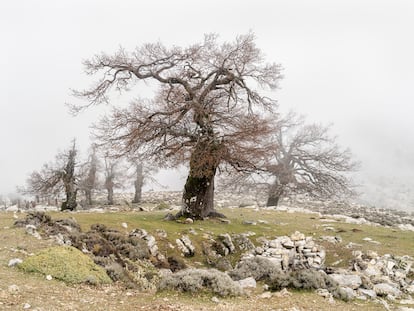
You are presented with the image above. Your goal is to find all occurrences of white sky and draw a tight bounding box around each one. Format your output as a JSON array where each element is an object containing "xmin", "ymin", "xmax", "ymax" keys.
[{"xmin": 1, "ymin": 0, "xmax": 414, "ymax": 209}]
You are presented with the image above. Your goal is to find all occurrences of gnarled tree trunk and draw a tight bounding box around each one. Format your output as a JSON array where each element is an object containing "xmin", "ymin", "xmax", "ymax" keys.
[
  {"xmin": 179, "ymin": 139, "xmax": 224, "ymax": 219},
  {"xmin": 266, "ymin": 181, "xmax": 285, "ymax": 207},
  {"xmin": 62, "ymin": 187, "xmax": 77, "ymax": 211},
  {"xmin": 61, "ymin": 144, "xmax": 78, "ymax": 211}
]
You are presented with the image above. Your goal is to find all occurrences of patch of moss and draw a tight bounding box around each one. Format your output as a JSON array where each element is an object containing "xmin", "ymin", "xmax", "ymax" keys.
[{"xmin": 18, "ymin": 246, "xmax": 112, "ymax": 285}]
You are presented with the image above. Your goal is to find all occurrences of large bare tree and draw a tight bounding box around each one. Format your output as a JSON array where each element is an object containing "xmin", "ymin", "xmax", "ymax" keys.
[
  {"xmin": 24, "ymin": 140, "xmax": 79, "ymax": 210},
  {"xmin": 74, "ymin": 33, "xmax": 282, "ymax": 219},
  {"xmin": 264, "ymin": 113, "xmax": 358, "ymax": 206}
]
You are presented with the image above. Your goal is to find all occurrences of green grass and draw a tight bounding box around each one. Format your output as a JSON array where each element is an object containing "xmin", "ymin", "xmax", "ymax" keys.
[
  {"xmin": 1, "ymin": 207, "xmax": 409, "ymax": 310},
  {"xmin": 46, "ymin": 207, "xmax": 414, "ymax": 270}
]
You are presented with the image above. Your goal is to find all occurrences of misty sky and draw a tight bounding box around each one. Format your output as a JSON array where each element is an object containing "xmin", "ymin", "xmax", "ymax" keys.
[{"xmin": 1, "ymin": 1, "xmax": 414, "ymax": 210}]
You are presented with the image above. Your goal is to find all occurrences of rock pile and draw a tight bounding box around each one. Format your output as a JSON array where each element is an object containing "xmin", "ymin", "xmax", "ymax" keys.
[
  {"xmin": 249, "ymin": 231, "xmax": 326, "ymax": 270},
  {"xmin": 349, "ymin": 251, "xmax": 414, "ymax": 299}
]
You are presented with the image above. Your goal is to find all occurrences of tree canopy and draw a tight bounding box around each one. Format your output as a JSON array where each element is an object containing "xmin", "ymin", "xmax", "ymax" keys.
[{"xmin": 74, "ymin": 33, "xmax": 283, "ymax": 218}]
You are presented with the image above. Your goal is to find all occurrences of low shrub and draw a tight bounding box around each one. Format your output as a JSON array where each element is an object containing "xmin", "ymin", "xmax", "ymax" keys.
[
  {"xmin": 229, "ymin": 257, "xmax": 281, "ymax": 281},
  {"xmin": 18, "ymin": 246, "xmax": 112, "ymax": 285},
  {"xmin": 159, "ymin": 268, "xmax": 243, "ymax": 297},
  {"xmin": 269, "ymin": 269, "xmax": 349, "ymax": 301}
]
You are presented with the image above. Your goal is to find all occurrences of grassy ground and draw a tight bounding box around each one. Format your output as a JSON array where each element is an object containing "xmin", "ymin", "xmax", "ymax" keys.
[{"xmin": 1, "ymin": 207, "xmax": 413, "ymax": 310}]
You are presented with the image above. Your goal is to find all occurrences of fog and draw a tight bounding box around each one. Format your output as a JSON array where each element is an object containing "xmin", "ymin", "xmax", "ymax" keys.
[{"xmin": 1, "ymin": 0, "xmax": 414, "ymax": 210}]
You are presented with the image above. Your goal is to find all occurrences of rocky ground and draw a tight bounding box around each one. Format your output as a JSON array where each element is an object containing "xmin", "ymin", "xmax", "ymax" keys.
[{"xmin": 1, "ymin": 191, "xmax": 414, "ymax": 310}]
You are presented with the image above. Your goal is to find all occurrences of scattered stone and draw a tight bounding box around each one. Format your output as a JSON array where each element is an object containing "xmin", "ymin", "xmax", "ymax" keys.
[
  {"xmin": 163, "ymin": 213, "xmax": 176, "ymax": 221},
  {"xmin": 358, "ymin": 288, "xmax": 376, "ymax": 299},
  {"xmin": 398, "ymin": 224, "xmax": 414, "ymax": 231},
  {"xmin": 259, "ymin": 291, "xmax": 272, "ymax": 299},
  {"xmin": 219, "ymin": 218, "xmax": 231, "ymax": 224},
  {"xmin": 218, "ymin": 233, "xmax": 235, "ymax": 254},
  {"xmin": 156, "ymin": 229, "xmax": 167, "ymax": 238},
  {"xmin": 290, "ymin": 231, "xmax": 305, "ymax": 241},
  {"xmin": 23, "ymin": 303, "xmax": 31, "ymax": 309},
  {"xmin": 184, "ymin": 218, "xmax": 194, "ymax": 224},
  {"xmin": 331, "ymin": 259, "xmax": 343, "ymax": 266},
  {"xmin": 345, "ymin": 242, "xmax": 362, "ymax": 248},
  {"xmin": 242, "ymin": 220, "xmax": 256, "ymax": 225},
  {"xmin": 238, "ymin": 277, "xmax": 256, "ymax": 289},
  {"xmin": 130, "ymin": 228, "xmax": 159, "ymax": 256},
  {"xmin": 211, "ymin": 296, "xmax": 220, "ymax": 303},
  {"xmin": 330, "ymin": 274, "xmax": 362, "ymax": 289},
  {"xmin": 176, "ymin": 235, "xmax": 195, "ymax": 257},
  {"xmin": 232, "ymin": 234, "xmax": 255, "ymax": 251},
  {"xmin": 121, "ymin": 222, "xmax": 128, "ymax": 229},
  {"xmin": 275, "ymin": 288, "xmax": 292, "ymax": 297},
  {"xmin": 340, "ymin": 286, "xmax": 356, "ymax": 300},
  {"xmin": 320, "ymin": 235, "xmax": 342, "ymax": 244},
  {"xmin": 8, "ymin": 284, "xmax": 20, "ymax": 294},
  {"xmin": 188, "ymin": 228, "xmax": 197, "ymax": 235},
  {"xmin": 6, "ymin": 205, "xmax": 18, "ymax": 212},
  {"xmin": 25, "ymin": 224, "xmax": 41, "ymax": 239},
  {"xmin": 374, "ymin": 283, "xmax": 402, "ymax": 297},
  {"xmin": 8, "ymin": 258, "xmax": 23, "ymax": 267},
  {"xmin": 316, "ymin": 288, "xmax": 332, "ymax": 299},
  {"xmin": 46, "ymin": 275, "xmax": 52, "ymax": 281}
]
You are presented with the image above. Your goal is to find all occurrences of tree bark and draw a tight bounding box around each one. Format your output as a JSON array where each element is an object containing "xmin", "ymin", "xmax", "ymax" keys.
[
  {"xmin": 178, "ymin": 140, "xmax": 224, "ymax": 219},
  {"xmin": 266, "ymin": 181, "xmax": 284, "ymax": 207},
  {"xmin": 61, "ymin": 186, "xmax": 77, "ymax": 211},
  {"xmin": 61, "ymin": 144, "xmax": 78, "ymax": 211},
  {"xmin": 85, "ymin": 190, "xmax": 92, "ymax": 206},
  {"xmin": 132, "ymin": 163, "xmax": 143, "ymax": 203},
  {"xmin": 106, "ymin": 183, "xmax": 114, "ymax": 205},
  {"xmin": 266, "ymin": 194, "xmax": 280, "ymax": 207}
]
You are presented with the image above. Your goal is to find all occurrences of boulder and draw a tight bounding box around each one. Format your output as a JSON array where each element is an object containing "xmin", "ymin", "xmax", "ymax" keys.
[
  {"xmin": 238, "ymin": 277, "xmax": 257, "ymax": 289},
  {"xmin": 373, "ymin": 282, "xmax": 402, "ymax": 297},
  {"xmin": 330, "ymin": 273, "xmax": 362, "ymax": 289},
  {"xmin": 358, "ymin": 288, "xmax": 376, "ymax": 299}
]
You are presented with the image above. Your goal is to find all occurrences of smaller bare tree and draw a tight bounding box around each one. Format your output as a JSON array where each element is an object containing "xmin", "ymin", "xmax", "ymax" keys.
[
  {"xmin": 78, "ymin": 145, "xmax": 99, "ymax": 206},
  {"xmin": 102, "ymin": 154, "xmax": 127, "ymax": 205},
  {"xmin": 223, "ymin": 113, "xmax": 358, "ymax": 206},
  {"xmin": 23, "ymin": 140, "xmax": 79, "ymax": 210},
  {"xmin": 264, "ymin": 112, "xmax": 358, "ymax": 206}
]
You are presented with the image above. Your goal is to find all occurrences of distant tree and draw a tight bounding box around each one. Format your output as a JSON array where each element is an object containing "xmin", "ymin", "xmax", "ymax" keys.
[
  {"xmin": 24, "ymin": 140, "xmax": 79, "ymax": 210},
  {"xmin": 132, "ymin": 162, "xmax": 143, "ymax": 204},
  {"xmin": 126, "ymin": 158, "xmax": 160, "ymax": 204},
  {"xmin": 264, "ymin": 113, "xmax": 358, "ymax": 206},
  {"xmin": 79, "ymin": 145, "xmax": 99, "ymax": 206},
  {"xmin": 102, "ymin": 154, "xmax": 127, "ymax": 205},
  {"xmin": 73, "ymin": 33, "xmax": 282, "ymax": 219}
]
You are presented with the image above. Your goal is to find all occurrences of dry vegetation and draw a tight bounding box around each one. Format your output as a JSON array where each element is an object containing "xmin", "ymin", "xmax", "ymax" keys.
[{"xmin": 1, "ymin": 206, "xmax": 413, "ymax": 310}]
